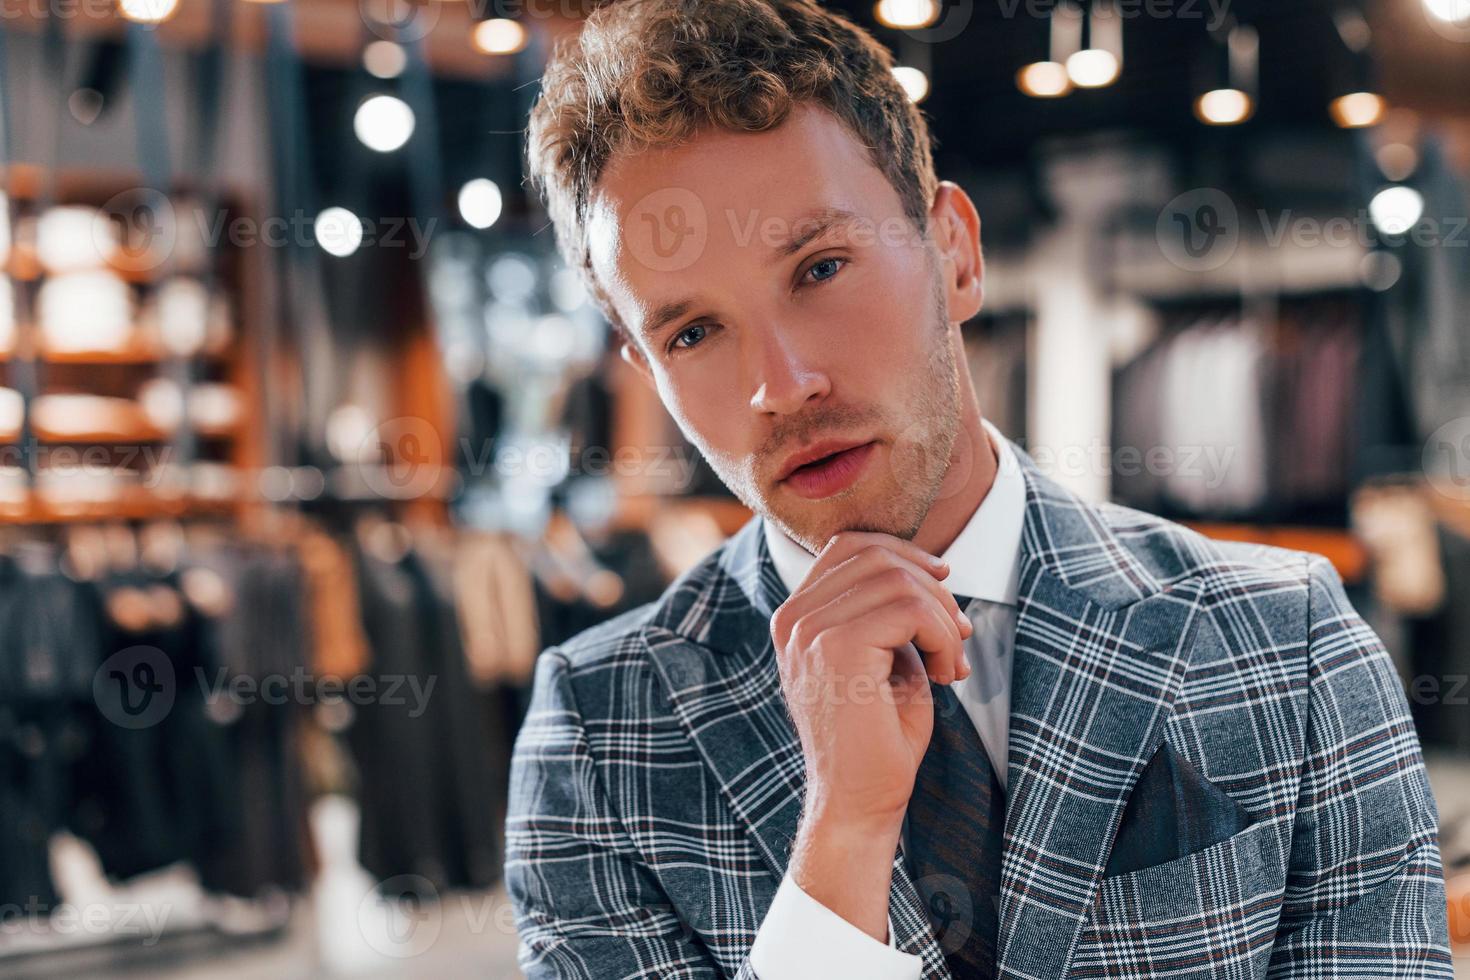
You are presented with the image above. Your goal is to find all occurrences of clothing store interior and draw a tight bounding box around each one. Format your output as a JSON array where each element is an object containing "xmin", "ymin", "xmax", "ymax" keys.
[{"xmin": 0, "ymin": 0, "xmax": 1468, "ymax": 975}]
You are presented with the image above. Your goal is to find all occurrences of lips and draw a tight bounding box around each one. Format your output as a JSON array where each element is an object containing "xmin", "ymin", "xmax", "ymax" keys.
[
  {"xmin": 776, "ymin": 439, "xmax": 874, "ymax": 482},
  {"xmin": 777, "ymin": 440, "xmax": 878, "ymax": 500}
]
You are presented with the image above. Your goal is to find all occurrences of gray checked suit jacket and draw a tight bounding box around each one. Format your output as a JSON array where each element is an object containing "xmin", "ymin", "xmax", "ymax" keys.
[{"xmin": 506, "ymin": 438, "xmax": 1453, "ymax": 978}]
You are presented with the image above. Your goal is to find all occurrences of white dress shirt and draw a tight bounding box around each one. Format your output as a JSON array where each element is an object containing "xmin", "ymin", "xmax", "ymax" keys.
[{"xmin": 749, "ymin": 418, "xmax": 1027, "ymax": 979}]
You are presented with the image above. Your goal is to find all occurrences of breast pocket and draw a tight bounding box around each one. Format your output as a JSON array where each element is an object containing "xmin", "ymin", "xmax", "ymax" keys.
[{"xmin": 1072, "ymin": 818, "xmax": 1288, "ymax": 979}]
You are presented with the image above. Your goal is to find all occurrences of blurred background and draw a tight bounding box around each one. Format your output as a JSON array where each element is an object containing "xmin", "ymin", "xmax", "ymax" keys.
[{"xmin": 0, "ymin": 0, "xmax": 1467, "ymax": 975}]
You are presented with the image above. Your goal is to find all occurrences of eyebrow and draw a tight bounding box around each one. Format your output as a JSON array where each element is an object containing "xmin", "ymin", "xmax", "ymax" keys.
[
  {"xmin": 774, "ymin": 206, "xmax": 862, "ymax": 259},
  {"xmin": 637, "ymin": 207, "xmax": 862, "ymax": 345}
]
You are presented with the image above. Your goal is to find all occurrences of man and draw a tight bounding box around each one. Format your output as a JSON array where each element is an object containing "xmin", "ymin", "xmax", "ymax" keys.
[{"xmin": 506, "ymin": 0, "xmax": 1452, "ymax": 976}]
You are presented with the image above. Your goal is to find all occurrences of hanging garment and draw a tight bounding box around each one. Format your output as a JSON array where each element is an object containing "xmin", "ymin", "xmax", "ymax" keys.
[
  {"xmin": 1406, "ymin": 522, "xmax": 1470, "ymax": 752},
  {"xmin": 298, "ymin": 527, "xmax": 372, "ymax": 680},
  {"xmin": 454, "ymin": 531, "xmax": 540, "ymax": 686},
  {"xmin": 350, "ymin": 529, "xmax": 504, "ymax": 893},
  {"xmin": 1112, "ymin": 298, "xmax": 1361, "ymax": 524}
]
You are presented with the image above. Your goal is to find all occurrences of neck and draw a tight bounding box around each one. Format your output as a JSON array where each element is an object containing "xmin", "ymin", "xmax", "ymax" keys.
[{"xmin": 910, "ymin": 392, "xmax": 997, "ymax": 558}]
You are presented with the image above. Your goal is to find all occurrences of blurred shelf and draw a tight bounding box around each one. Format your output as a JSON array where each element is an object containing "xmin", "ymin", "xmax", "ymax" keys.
[
  {"xmin": 0, "ymin": 340, "xmax": 231, "ymax": 365},
  {"xmin": 0, "ymin": 165, "xmax": 262, "ymax": 514},
  {"xmin": 0, "ymin": 489, "xmax": 237, "ymax": 524},
  {"xmin": 1, "ymin": 424, "xmax": 240, "ymax": 443},
  {"xmin": 2, "ymin": 245, "xmax": 170, "ymax": 285},
  {"xmin": 1182, "ymin": 521, "xmax": 1368, "ymax": 585}
]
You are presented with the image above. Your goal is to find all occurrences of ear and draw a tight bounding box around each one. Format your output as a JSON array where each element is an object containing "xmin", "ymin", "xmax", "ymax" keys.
[
  {"xmin": 619, "ymin": 341, "xmax": 657, "ymax": 389},
  {"xmin": 928, "ymin": 180, "xmax": 985, "ymax": 325}
]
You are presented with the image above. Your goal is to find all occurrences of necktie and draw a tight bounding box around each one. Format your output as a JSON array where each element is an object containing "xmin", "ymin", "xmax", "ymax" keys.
[{"xmin": 903, "ymin": 596, "xmax": 1006, "ymax": 979}]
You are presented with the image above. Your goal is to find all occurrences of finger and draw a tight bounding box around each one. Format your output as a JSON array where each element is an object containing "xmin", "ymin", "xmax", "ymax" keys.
[
  {"xmin": 906, "ymin": 596, "xmax": 968, "ymax": 685},
  {"xmin": 798, "ymin": 545, "xmax": 969, "ymax": 637},
  {"xmin": 817, "ymin": 593, "xmax": 966, "ymax": 685},
  {"xmin": 778, "ymin": 551, "xmax": 970, "ymax": 659},
  {"xmin": 886, "ymin": 641, "xmax": 960, "ymax": 759},
  {"xmin": 886, "ymin": 639, "xmax": 935, "ymax": 715},
  {"xmin": 805, "ymin": 531, "xmax": 948, "ymax": 587}
]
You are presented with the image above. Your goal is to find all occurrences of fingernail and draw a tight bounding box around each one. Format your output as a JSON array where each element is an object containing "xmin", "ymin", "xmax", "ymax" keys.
[{"xmin": 954, "ymin": 608, "xmax": 969, "ymax": 627}]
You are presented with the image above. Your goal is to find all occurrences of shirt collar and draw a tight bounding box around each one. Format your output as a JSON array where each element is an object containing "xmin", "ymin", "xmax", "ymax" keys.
[{"xmin": 763, "ymin": 417, "xmax": 1025, "ymax": 606}]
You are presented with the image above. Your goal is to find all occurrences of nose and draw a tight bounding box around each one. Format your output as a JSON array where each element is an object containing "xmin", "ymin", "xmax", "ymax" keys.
[{"xmin": 748, "ymin": 327, "xmax": 831, "ymax": 416}]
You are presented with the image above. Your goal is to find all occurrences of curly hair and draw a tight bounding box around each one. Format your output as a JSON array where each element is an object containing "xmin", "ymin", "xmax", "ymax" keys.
[{"xmin": 524, "ymin": 0, "xmax": 939, "ymax": 339}]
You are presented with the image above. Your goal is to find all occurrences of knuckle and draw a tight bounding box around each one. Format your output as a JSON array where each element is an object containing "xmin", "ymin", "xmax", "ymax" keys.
[
  {"xmin": 769, "ymin": 604, "xmax": 792, "ymax": 643},
  {"xmin": 878, "ymin": 565, "xmax": 913, "ymax": 592},
  {"xmin": 805, "ymin": 636, "xmax": 835, "ymax": 674},
  {"xmin": 896, "ymin": 594, "xmax": 930, "ymax": 619}
]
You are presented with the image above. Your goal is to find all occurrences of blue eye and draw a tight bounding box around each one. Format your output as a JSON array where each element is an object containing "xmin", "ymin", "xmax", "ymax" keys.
[
  {"xmin": 806, "ymin": 257, "xmax": 845, "ymax": 283},
  {"xmin": 671, "ymin": 323, "xmax": 708, "ymax": 351}
]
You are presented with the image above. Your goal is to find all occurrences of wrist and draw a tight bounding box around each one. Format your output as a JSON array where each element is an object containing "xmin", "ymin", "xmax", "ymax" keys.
[
  {"xmin": 801, "ymin": 776, "xmax": 909, "ymax": 837},
  {"xmin": 789, "ymin": 808, "xmax": 903, "ymax": 943}
]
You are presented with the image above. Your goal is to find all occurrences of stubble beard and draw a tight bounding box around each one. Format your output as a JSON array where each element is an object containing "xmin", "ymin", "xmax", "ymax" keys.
[{"xmin": 750, "ymin": 273, "xmax": 963, "ymax": 553}]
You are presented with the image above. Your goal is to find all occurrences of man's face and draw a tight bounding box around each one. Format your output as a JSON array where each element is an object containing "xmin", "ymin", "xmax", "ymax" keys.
[{"xmin": 586, "ymin": 102, "xmax": 981, "ymax": 553}]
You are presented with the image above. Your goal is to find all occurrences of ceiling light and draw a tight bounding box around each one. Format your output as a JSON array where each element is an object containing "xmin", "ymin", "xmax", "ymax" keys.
[
  {"xmin": 1423, "ymin": 0, "xmax": 1470, "ymax": 24},
  {"xmin": 1066, "ymin": 48, "xmax": 1120, "ymax": 88},
  {"xmin": 1329, "ymin": 92, "xmax": 1385, "ymax": 128},
  {"xmin": 1375, "ymin": 142, "xmax": 1419, "ymax": 182},
  {"xmin": 1369, "ymin": 186, "xmax": 1425, "ymax": 236},
  {"xmin": 1359, "ymin": 251, "xmax": 1402, "ymax": 292},
  {"xmin": 458, "ymin": 179, "xmax": 504, "ymax": 230},
  {"xmin": 1193, "ymin": 25, "xmax": 1258, "ymax": 127},
  {"xmin": 363, "ymin": 41, "xmax": 407, "ymax": 79},
  {"xmin": 118, "ymin": 0, "xmax": 178, "ymax": 24},
  {"xmin": 315, "ymin": 208, "xmax": 365, "ymax": 258},
  {"xmin": 1017, "ymin": 61, "xmax": 1072, "ymax": 98},
  {"xmin": 1195, "ymin": 88, "xmax": 1254, "ymax": 125},
  {"xmin": 473, "ymin": 18, "xmax": 528, "ymax": 55},
  {"xmin": 354, "ymin": 95, "xmax": 415, "ymax": 153},
  {"xmin": 874, "ymin": 0, "xmax": 940, "ymax": 29},
  {"xmin": 891, "ymin": 65, "xmax": 930, "ymax": 103}
]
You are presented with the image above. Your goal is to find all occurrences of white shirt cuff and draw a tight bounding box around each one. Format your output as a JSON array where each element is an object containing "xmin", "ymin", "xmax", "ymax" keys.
[{"xmin": 748, "ymin": 874, "xmax": 922, "ymax": 980}]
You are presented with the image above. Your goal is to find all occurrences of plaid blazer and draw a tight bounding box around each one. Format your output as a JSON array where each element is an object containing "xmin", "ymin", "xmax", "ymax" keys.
[{"xmin": 506, "ymin": 439, "xmax": 1452, "ymax": 978}]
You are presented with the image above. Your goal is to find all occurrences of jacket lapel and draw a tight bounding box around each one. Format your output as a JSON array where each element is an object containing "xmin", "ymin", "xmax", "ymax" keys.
[
  {"xmin": 642, "ymin": 516, "xmax": 802, "ymax": 877},
  {"xmin": 640, "ymin": 439, "xmax": 1205, "ymax": 980},
  {"xmin": 642, "ymin": 516, "xmax": 951, "ymax": 974},
  {"xmin": 996, "ymin": 445, "xmax": 1206, "ymax": 979}
]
